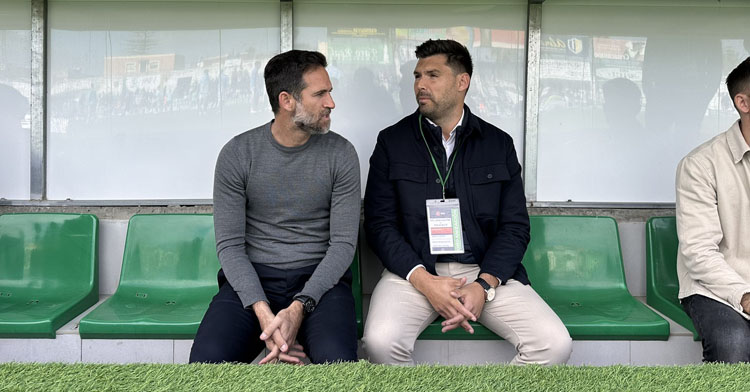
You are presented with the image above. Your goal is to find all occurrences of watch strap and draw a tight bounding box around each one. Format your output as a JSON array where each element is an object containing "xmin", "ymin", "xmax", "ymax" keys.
[{"xmin": 474, "ymin": 277, "xmax": 491, "ymax": 291}]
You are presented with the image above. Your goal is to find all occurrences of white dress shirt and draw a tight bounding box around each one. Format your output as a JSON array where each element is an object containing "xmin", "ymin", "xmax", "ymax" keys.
[{"xmin": 406, "ymin": 110, "xmax": 465, "ymax": 282}]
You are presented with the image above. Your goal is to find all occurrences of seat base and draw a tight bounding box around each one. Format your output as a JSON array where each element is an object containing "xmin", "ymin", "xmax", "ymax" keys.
[
  {"xmin": 647, "ymin": 295, "xmax": 699, "ymax": 340},
  {"xmin": 79, "ymin": 295, "xmax": 212, "ymax": 339},
  {"xmin": 419, "ymin": 296, "xmax": 669, "ymax": 341},
  {"xmin": 0, "ymin": 294, "xmax": 98, "ymax": 339}
]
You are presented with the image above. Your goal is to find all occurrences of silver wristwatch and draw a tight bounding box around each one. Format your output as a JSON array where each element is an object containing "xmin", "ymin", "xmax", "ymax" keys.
[{"xmin": 475, "ymin": 277, "xmax": 496, "ymax": 302}]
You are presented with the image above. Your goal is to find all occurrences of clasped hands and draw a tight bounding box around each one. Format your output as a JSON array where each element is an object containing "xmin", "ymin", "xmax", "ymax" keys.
[
  {"xmin": 741, "ymin": 292, "xmax": 750, "ymax": 315},
  {"xmin": 409, "ymin": 268, "xmax": 488, "ymax": 334},
  {"xmin": 253, "ymin": 301, "xmax": 307, "ymax": 365}
]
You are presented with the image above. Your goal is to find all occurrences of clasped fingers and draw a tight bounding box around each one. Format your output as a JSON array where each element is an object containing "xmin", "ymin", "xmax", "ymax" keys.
[{"xmin": 259, "ymin": 342, "xmax": 307, "ymax": 365}]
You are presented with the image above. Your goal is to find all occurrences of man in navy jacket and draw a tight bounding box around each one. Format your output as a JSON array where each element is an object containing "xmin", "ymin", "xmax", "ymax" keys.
[{"xmin": 363, "ymin": 39, "xmax": 571, "ymax": 365}]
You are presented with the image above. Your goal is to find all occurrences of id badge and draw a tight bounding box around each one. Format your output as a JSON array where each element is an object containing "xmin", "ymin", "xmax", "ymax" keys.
[{"xmin": 426, "ymin": 199, "xmax": 465, "ymax": 254}]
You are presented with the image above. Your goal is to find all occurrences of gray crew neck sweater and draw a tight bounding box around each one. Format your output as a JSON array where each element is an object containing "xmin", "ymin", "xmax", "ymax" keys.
[{"xmin": 213, "ymin": 121, "xmax": 361, "ymax": 308}]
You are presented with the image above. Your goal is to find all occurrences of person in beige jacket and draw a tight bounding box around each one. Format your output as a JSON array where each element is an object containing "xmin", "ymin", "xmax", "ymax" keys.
[{"xmin": 676, "ymin": 56, "xmax": 750, "ymax": 363}]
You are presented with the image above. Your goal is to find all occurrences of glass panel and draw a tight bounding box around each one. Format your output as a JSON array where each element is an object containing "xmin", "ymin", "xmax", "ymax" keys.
[
  {"xmin": 48, "ymin": 1, "xmax": 280, "ymax": 200},
  {"xmin": 536, "ymin": 0, "xmax": 750, "ymax": 202},
  {"xmin": 294, "ymin": 1, "xmax": 527, "ymax": 193},
  {"xmin": 0, "ymin": 0, "xmax": 31, "ymax": 200}
]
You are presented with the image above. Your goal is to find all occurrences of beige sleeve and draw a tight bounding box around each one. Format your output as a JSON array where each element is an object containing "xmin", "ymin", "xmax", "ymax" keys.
[{"xmin": 675, "ymin": 155, "xmax": 750, "ymax": 312}]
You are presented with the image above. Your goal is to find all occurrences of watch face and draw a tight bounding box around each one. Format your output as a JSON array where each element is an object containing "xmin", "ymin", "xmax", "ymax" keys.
[
  {"xmin": 304, "ymin": 299, "xmax": 316, "ymax": 314},
  {"xmin": 486, "ymin": 288, "xmax": 496, "ymax": 302}
]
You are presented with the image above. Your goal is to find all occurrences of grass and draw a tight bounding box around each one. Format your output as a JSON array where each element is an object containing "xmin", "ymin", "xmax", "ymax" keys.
[{"xmin": 1, "ymin": 361, "xmax": 748, "ymax": 392}]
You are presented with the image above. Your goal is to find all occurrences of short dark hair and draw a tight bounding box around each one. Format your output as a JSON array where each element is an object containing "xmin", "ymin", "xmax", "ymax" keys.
[
  {"xmin": 415, "ymin": 39, "xmax": 473, "ymax": 77},
  {"xmin": 264, "ymin": 50, "xmax": 327, "ymax": 113},
  {"xmin": 727, "ymin": 56, "xmax": 750, "ymax": 112}
]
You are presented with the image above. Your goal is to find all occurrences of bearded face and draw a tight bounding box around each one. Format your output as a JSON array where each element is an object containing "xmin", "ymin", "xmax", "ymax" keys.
[
  {"xmin": 293, "ymin": 100, "xmax": 331, "ymax": 135},
  {"xmin": 291, "ymin": 66, "xmax": 335, "ymax": 135}
]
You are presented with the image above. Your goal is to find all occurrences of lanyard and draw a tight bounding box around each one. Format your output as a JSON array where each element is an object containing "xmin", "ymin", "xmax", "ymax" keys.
[{"xmin": 418, "ymin": 114, "xmax": 461, "ymax": 200}]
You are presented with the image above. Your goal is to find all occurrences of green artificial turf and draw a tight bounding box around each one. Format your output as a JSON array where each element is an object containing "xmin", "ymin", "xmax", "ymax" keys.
[{"xmin": 1, "ymin": 361, "xmax": 748, "ymax": 392}]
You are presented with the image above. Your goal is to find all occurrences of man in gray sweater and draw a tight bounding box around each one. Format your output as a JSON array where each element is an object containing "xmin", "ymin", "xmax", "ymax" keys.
[{"xmin": 190, "ymin": 50, "xmax": 361, "ymax": 364}]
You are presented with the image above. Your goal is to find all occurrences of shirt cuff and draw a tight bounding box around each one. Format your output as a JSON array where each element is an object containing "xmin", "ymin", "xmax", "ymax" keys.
[{"xmin": 405, "ymin": 264, "xmax": 425, "ymax": 282}]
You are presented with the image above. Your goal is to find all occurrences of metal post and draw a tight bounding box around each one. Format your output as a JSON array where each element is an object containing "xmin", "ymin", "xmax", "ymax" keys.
[
  {"xmin": 523, "ymin": 1, "xmax": 543, "ymax": 202},
  {"xmin": 30, "ymin": 0, "xmax": 47, "ymax": 200},
  {"xmin": 280, "ymin": 0, "xmax": 293, "ymax": 52}
]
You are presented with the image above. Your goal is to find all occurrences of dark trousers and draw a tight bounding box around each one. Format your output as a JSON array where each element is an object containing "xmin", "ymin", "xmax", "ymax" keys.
[
  {"xmin": 189, "ymin": 263, "xmax": 358, "ymax": 364},
  {"xmin": 682, "ymin": 294, "xmax": 750, "ymax": 363}
]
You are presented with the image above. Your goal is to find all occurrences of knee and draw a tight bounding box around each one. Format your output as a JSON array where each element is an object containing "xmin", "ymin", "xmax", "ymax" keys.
[
  {"xmin": 544, "ymin": 333, "xmax": 573, "ymax": 365},
  {"xmin": 189, "ymin": 339, "xmax": 229, "ymax": 364},
  {"xmin": 189, "ymin": 331, "xmax": 257, "ymax": 364},
  {"xmin": 707, "ymin": 329, "xmax": 750, "ymax": 363},
  {"xmin": 363, "ymin": 325, "xmax": 413, "ymax": 365},
  {"xmin": 308, "ymin": 339, "xmax": 358, "ymax": 364},
  {"xmin": 519, "ymin": 325, "xmax": 572, "ymax": 365}
]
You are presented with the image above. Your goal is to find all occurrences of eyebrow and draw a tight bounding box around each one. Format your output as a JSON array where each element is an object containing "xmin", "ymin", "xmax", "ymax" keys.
[
  {"xmin": 414, "ymin": 68, "xmax": 440, "ymax": 75},
  {"xmin": 313, "ymin": 87, "xmax": 333, "ymax": 95}
]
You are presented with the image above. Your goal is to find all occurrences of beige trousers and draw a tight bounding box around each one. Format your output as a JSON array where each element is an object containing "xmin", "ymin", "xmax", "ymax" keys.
[{"xmin": 363, "ymin": 262, "xmax": 572, "ymax": 365}]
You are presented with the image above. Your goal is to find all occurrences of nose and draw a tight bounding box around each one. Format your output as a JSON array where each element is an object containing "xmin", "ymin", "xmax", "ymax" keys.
[
  {"xmin": 325, "ymin": 93, "xmax": 335, "ymax": 110},
  {"xmin": 414, "ymin": 78, "xmax": 425, "ymax": 92}
]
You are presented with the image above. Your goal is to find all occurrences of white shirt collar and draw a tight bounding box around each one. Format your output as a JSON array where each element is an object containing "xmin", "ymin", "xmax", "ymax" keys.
[{"xmin": 425, "ymin": 109, "xmax": 465, "ymax": 141}]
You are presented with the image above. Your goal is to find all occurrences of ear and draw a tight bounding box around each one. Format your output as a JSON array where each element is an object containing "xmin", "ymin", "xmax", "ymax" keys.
[
  {"xmin": 457, "ymin": 73, "xmax": 470, "ymax": 94},
  {"xmin": 278, "ymin": 91, "xmax": 296, "ymax": 113},
  {"xmin": 735, "ymin": 93, "xmax": 750, "ymax": 115}
]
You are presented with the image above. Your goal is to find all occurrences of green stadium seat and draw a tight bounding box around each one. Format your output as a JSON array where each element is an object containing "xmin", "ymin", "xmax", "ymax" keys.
[
  {"xmin": 646, "ymin": 216, "xmax": 699, "ymax": 340},
  {"xmin": 350, "ymin": 246, "xmax": 364, "ymax": 338},
  {"xmin": 79, "ymin": 214, "xmax": 219, "ymax": 339},
  {"xmin": 0, "ymin": 213, "xmax": 99, "ymax": 338},
  {"xmin": 419, "ymin": 216, "xmax": 670, "ymax": 340},
  {"xmin": 80, "ymin": 214, "xmax": 363, "ymax": 340}
]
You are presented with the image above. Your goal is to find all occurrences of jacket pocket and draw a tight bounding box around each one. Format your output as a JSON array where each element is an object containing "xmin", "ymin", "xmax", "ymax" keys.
[
  {"xmin": 468, "ymin": 164, "xmax": 509, "ymax": 217},
  {"xmin": 389, "ymin": 163, "xmax": 428, "ymax": 216},
  {"xmin": 389, "ymin": 163, "xmax": 428, "ymax": 183},
  {"xmin": 469, "ymin": 164, "xmax": 510, "ymax": 185}
]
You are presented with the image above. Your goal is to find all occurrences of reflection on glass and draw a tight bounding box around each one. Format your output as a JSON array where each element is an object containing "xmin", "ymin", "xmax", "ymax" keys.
[
  {"xmin": 294, "ymin": 3, "xmax": 527, "ymax": 192},
  {"xmin": 537, "ymin": 2, "xmax": 749, "ymax": 203},
  {"xmin": 48, "ymin": 1, "xmax": 279, "ymax": 199},
  {"xmin": 0, "ymin": 1, "xmax": 31, "ymax": 200}
]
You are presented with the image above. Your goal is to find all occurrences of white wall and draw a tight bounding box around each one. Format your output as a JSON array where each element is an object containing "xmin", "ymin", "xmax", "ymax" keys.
[
  {"xmin": 536, "ymin": 0, "xmax": 749, "ymax": 202},
  {"xmin": 294, "ymin": 1, "xmax": 528, "ymax": 192},
  {"xmin": 46, "ymin": 0, "xmax": 279, "ymax": 200},
  {"xmin": 0, "ymin": 0, "xmax": 31, "ymax": 200},
  {"xmin": 3, "ymin": 0, "xmax": 750, "ymax": 203}
]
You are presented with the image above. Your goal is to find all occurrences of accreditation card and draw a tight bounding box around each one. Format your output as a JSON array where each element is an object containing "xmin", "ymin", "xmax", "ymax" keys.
[{"xmin": 425, "ymin": 199, "xmax": 465, "ymax": 254}]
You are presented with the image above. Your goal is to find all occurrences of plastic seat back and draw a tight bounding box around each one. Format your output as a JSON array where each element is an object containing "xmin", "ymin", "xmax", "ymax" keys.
[
  {"xmin": 79, "ymin": 214, "xmax": 218, "ymax": 339},
  {"xmin": 646, "ymin": 217, "xmax": 679, "ymax": 306},
  {"xmin": 646, "ymin": 216, "xmax": 698, "ymax": 339},
  {"xmin": 350, "ymin": 246, "xmax": 364, "ymax": 338},
  {"xmin": 0, "ymin": 213, "xmax": 98, "ymax": 298},
  {"xmin": 115, "ymin": 214, "xmax": 219, "ymax": 300},
  {"xmin": 523, "ymin": 215, "xmax": 627, "ymax": 301},
  {"xmin": 522, "ymin": 215, "xmax": 668, "ymax": 340},
  {"xmin": 0, "ymin": 213, "xmax": 98, "ymax": 337}
]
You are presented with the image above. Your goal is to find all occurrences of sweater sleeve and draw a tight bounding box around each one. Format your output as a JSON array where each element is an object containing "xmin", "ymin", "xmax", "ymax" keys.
[
  {"xmin": 213, "ymin": 140, "xmax": 268, "ymax": 308},
  {"xmin": 296, "ymin": 141, "xmax": 361, "ymax": 303}
]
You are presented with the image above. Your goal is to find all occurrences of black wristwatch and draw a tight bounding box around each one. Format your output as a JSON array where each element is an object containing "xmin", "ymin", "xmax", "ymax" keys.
[
  {"xmin": 474, "ymin": 277, "xmax": 496, "ymax": 302},
  {"xmin": 294, "ymin": 295, "xmax": 316, "ymax": 315}
]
